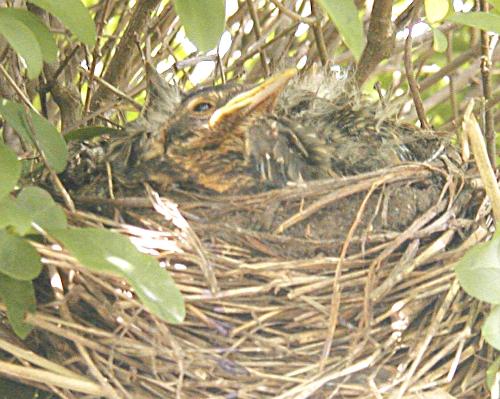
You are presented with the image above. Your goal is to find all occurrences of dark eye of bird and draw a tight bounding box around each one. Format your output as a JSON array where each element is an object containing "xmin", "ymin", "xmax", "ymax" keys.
[{"xmin": 193, "ymin": 102, "xmax": 213, "ymax": 112}]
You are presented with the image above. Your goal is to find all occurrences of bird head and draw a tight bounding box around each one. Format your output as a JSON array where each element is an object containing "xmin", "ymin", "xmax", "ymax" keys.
[{"xmin": 142, "ymin": 69, "xmax": 297, "ymax": 193}]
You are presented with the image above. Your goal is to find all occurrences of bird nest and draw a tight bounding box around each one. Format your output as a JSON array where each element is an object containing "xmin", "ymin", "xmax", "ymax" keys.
[{"xmin": 3, "ymin": 157, "xmax": 493, "ymax": 398}]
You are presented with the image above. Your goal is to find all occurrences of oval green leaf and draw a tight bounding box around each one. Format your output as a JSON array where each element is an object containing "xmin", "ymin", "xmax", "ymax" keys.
[
  {"xmin": 0, "ymin": 99, "xmax": 68, "ymax": 172},
  {"xmin": 0, "ymin": 143, "xmax": 21, "ymax": 200},
  {"xmin": 16, "ymin": 187, "xmax": 67, "ymax": 232},
  {"xmin": 51, "ymin": 227, "xmax": 185, "ymax": 324},
  {"xmin": 0, "ymin": 10, "xmax": 43, "ymax": 79},
  {"xmin": 64, "ymin": 126, "xmax": 123, "ymax": 143},
  {"xmin": 24, "ymin": 110, "xmax": 68, "ymax": 173},
  {"xmin": 28, "ymin": 0, "xmax": 97, "ymax": 45},
  {"xmin": 0, "ymin": 99, "xmax": 34, "ymax": 145},
  {"xmin": 0, "ymin": 196, "xmax": 32, "ymax": 236},
  {"xmin": 317, "ymin": 0, "xmax": 366, "ymax": 61},
  {"xmin": 483, "ymin": 306, "xmax": 500, "ymax": 351},
  {"xmin": 0, "ymin": 229, "xmax": 42, "ymax": 280},
  {"xmin": 489, "ymin": 0, "xmax": 500, "ymax": 14},
  {"xmin": 432, "ymin": 28, "xmax": 448, "ymax": 52},
  {"xmin": 0, "ymin": 274, "xmax": 36, "ymax": 339},
  {"xmin": 447, "ymin": 12, "xmax": 500, "ymax": 34},
  {"xmin": 175, "ymin": 0, "xmax": 225, "ymax": 52},
  {"xmin": 0, "ymin": 8, "xmax": 57, "ymax": 63},
  {"xmin": 455, "ymin": 232, "xmax": 500, "ymax": 304},
  {"xmin": 486, "ymin": 357, "xmax": 500, "ymax": 390},
  {"xmin": 425, "ymin": 0, "xmax": 450, "ymax": 23}
]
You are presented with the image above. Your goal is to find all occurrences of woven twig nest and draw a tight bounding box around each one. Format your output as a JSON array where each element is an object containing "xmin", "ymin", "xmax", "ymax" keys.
[{"xmin": 3, "ymin": 155, "xmax": 492, "ymax": 398}]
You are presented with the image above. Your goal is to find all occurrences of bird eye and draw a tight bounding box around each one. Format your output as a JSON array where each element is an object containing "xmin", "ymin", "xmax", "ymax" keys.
[{"xmin": 193, "ymin": 102, "xmax": 213, "ymax": 112}]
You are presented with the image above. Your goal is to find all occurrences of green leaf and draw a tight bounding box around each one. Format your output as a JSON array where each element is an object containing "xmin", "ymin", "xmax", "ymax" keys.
[
  {"xmin": 16, "ymin": 187, "xmax": 67, "ymax": 232},
  {"xmin": 486, "ymin": 357, "xmax": 500, "ymax": 390},
  {"xmin": 425, "ymin": 0, "xmax": 450, "ymax": 23},
  {"xmin": 0, "ymin": 100, "xmax": 68, "ymax": 173},
  {"xmin": 483, "ymin": 306, "xmax": 500, "ymax": 350},
  {"xmin": 0, "ymin": 196, "xmax": 32, "ymax": 236},
  {"xmin": 29, "ymin": 0, "xmax": 97, "ymax": 46},
  {"xmin": 51, "ymin": 228, "xmax": 185, "ymax": 324},
  {"xmin": 489, "ymin": 0, "xmax": 500, "ymax": 14},
  {"xmin": 0, "ymin": 100, "xmax": 32, "ymax": 145},
  {"xmin": 455, "ymin": 231, "xmax": 500, "ymax": 304},
  {"xmin": 316, "ymin": 0, "xmax": 366, "ymax": 61},
  {"xmin": 0, "ymin": 10, "xmax": 43, "ymax": 79},
  {"xmin": 0, "ymin": 229, "xmax": 42, "ymax": 280},
  {"xmin": 0, "ymin": 8, "xmax": 57, "ymax": 63},
  {"xmin": 0, "ymin": 143, "xmax": 21, "ymax": 200},
  {"xmin": 432, "ymin": 28, "xmax": 448, "ymax": 52},
  {"xmin": 64, "ymin": 126, "xmax": 123, "ymax": 143},
  {"xmin": 175, "ymin": 0, "xmax": 225, "ymax": 52},
  {"xmin": 0, "ymin": 274, "xmax": 36, "ymax": 339},
  {"xmin": 447, "ymin": 12, "xmax": 500, "ymax": 34}
]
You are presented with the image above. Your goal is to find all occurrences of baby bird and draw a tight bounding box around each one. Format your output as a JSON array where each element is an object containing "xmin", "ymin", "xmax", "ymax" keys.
[{"xmin": 101, "ymin": 68, "xmax": 442, "ymax": 195}]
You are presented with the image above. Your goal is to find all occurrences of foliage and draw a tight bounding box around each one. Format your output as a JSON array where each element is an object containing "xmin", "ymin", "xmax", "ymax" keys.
[
  {"xmin": 0, "ymin": 137, "xmax": 184, "ymax": 335},
  {"xmin": 455, "ymin": 231, "xmax": 500, "ymax": 350},
  {"xmin": 174, "ymin": 0, "xmax": 226, "ymax": 52},
  {"xmin": 0, "ymin": 0, "xmax": 94, "ymax": 78}
]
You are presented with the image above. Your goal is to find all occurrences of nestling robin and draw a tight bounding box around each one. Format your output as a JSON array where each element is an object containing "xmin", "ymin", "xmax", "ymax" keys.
[{"xmin": 104, "ymin": 68, "xmax": 443, "ymax": 195}]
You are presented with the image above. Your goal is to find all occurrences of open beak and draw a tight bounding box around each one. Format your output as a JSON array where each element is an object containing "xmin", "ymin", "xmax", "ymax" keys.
[{"xmin": 209, "ymin": 68, "xmax": 297, "ymax": 129}]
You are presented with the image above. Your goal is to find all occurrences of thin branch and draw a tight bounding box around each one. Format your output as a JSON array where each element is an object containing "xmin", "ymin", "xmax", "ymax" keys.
[
  {"xmin": 80, "ymin": 67, "xmax": 142, "ymax": 110},
  {"xmin": 83, "ymin": 0, "xmax": 112, "ymax": 115},
  {"xmin": 479, "ymin": 0, "xmax": 496, "ymax": 167},
  {"xmin": 445, "ymin": 31, "xmax": 459, "ymax": 131},
  {"xmin": 419, "ymin": 45, "xmax": 480, "ymax": 91},
  {"xmin": 40, "ymin": 45, "xmax": 81, "ymax": 94},
  {"xmin": 310, "ymin": 0, "xmax": 328, "ymax": 66},
  {"xmin": 404, "ymin": 12, "xmax": 430, "ymax": 130},
  {"xmin": 269, "ymin": 0, "xmax": 317, "ymax": 24},
  {"xmin": 91, "ymin": 0, "xmax": 162, "ymax": 110},
  {"xmin": 355, "ymin": 0, "xmax": 395, "ymax": 85},
  {"xmin": 246, "ymin": 0, "xmax": 270, "ymax": 76},
  {"xmin": 0, "ymin": 64, "xmax": 37, "ymax": 112}
]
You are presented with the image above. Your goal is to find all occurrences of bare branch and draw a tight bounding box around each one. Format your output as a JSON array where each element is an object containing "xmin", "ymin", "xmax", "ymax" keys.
[
  {"xmin": 90, "ymin": 0, "xmax": 162, "ymax": 110},
  {"xmin": 479, "ymin": 0, "xmax": 496, "ymax": 167},
  {"xmin": 355, "ymin": 0, "xmax": 395, "ymax": 85},
  {"xmin": 404, "ymin": 12, "xmax": 430, "ymax": 130}
]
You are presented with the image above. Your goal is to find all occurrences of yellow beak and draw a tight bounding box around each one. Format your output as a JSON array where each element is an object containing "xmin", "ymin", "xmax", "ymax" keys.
[{"xmin": 209, "ymin": 68, "xmax": 297, "ymax": 129}]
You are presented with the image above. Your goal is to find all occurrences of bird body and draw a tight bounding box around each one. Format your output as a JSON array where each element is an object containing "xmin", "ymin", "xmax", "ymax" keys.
[{"xmin": 67, "ymin": 69, "xmax": 444, "ymax": 195}]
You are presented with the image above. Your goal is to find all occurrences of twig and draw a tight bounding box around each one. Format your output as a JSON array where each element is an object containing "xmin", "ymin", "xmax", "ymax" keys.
[
  {"xmin": 91, "ymin": 0, "xmax": 162, "ymax": 110},
  {"xmin": 40, "ymin": 45, "xmax": 81, "ymax": 94},
  {"xmin": 479, "ymin": 0, "xmax": 496, "ymax": 167},
  {"xmin": 80, "ymin": 67, "xmax": 142, "ymax": 110},
  {"xmin": 404, "ymin": 12, "xmax": 430, "ymax": 130},
  {"xmin": 0, "ymin": 64, "xmax": 37, "ymax": 112},
  {"xmin": 310, "ymin": 0, "xmax": 328, "ymax": 66},
  {"xmin": 84, "ymin": 0, "xmax": 112, "ymax": 115},
  {"xmin": 246, "ymin": 0, "xmax": 271, "ymax": 76},
  {"xmin": 27, "ymin": 4, "xmax": 83, "ymax": 130},
  {"xmin": 268, "ymin": 0, "xmax": 317, "ymax": 24},
  {"xmin": 445, "ymin": 31, "xmax": 463, "ymax": 144},
  {"xmin": 355, "ymin": 0, "xmax": 395, "ymax": 85},
  {"xmin": 419, "ymin": 45, "xmax": 480, "ymax": 92},
  {"xmin": 320, "ymin": 183, "xmax": 379, "ymax": 370}
]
